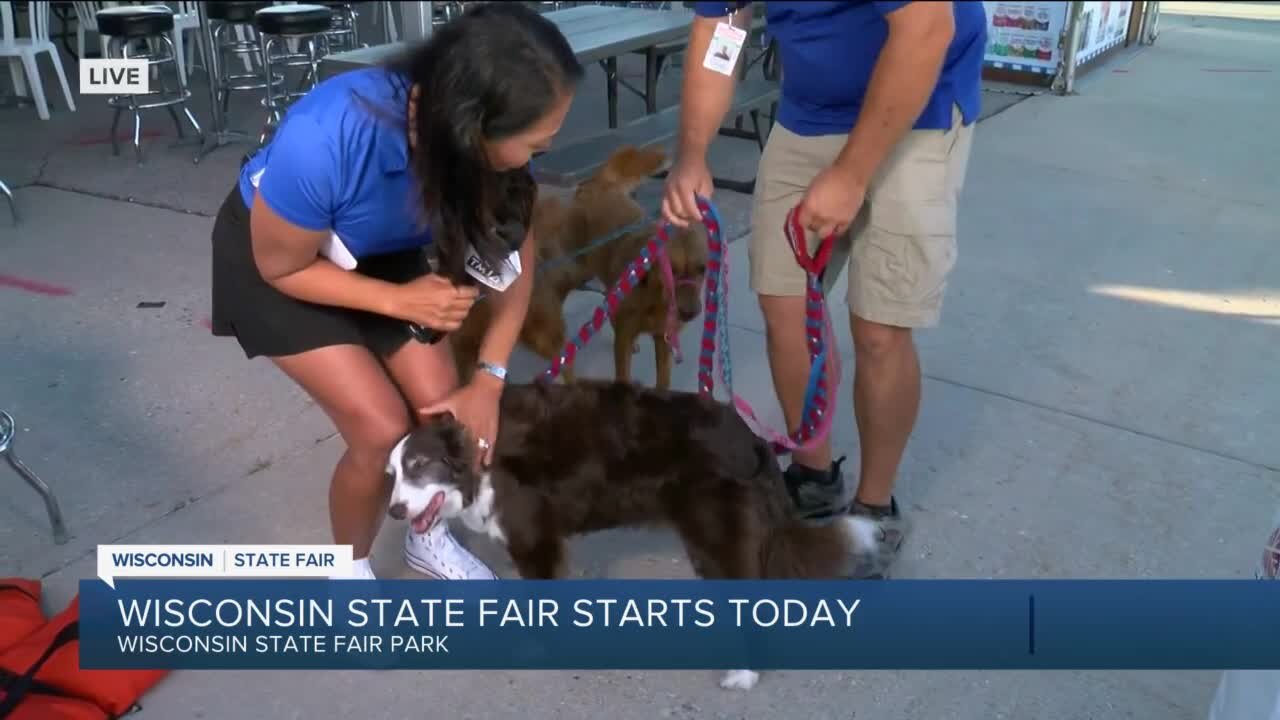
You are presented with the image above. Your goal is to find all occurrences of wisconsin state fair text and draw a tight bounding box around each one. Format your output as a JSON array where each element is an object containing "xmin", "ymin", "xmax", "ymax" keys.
[
  {"xmin": 110, "ymin": 596, "xmax": 864, "ymax": 656},
  {"xmin": 118, "ymin": 596, "xmax": 863, "ymax": 629}
]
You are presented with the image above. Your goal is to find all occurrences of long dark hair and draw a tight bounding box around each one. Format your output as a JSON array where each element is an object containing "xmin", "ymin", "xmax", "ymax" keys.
[{"xmin": 387, "ymin": 3, "xmax": 583, "ymax": 285}]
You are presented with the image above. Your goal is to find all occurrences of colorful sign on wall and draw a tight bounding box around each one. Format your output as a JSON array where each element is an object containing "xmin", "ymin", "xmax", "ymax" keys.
[
  {"xmin": 1074, "ymin": 1, "xmax": 1133, "ymax": 65},
  {"xmin": 983, "ymin": 2, "xmax": 1071, "ymax": 75}
]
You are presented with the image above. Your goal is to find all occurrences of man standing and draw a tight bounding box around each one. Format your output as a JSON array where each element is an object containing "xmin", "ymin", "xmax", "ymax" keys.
[{"xmin": 662, "ymin": 2, "xmax": 987, "ymax": 579}]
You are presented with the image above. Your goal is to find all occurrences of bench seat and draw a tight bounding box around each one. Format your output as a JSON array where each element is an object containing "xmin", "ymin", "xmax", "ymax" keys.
[{"xmin": 533, "ymin": 74, "xmax": 779, "ymax": 191}]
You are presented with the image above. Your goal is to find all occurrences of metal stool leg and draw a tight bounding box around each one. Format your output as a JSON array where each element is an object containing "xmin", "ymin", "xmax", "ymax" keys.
[
  {"xmin": 212, "ymin": 22, "xmax": 233, "ymax": 115},
  {"xmin": 0, "ymin": 411, "xmax": 69, "ymax": 545},
  {"xmin": 153, "ymin": 36, "xmax": 186, "ymax": 140},
  {"xmin": 121, "ymin": 41, "xmax": 145, "ymax": 165},
  {"xmin": 297, "ymin": 35, "xmax": 327, "ymax": 94},
  {"xmin": 108, "ymin": 37, "xmax": 124, "ymax": 158},
  {"xmin": 258, "ymin": 34, "xmax": 278, "ymax": 146},
  {"xmin": 160, "ymin": 33, "xmax": 203, "ymax": 142},
  {"xmin": 0, "ymin": 179, "xmax": 15, "ymax": 224},
  {"xmin": 179, "ymin": 98, "xmax": 204, "ymax": 145}
]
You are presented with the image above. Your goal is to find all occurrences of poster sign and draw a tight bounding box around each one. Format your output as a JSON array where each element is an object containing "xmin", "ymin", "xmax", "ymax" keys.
[
  {"xmin": 983, "ymin": 2, "xmax": 1070, "ymax": 75},
  {"xmin": 1074, "ymin": 1, "xmax": 1133, "ymax": 64}
]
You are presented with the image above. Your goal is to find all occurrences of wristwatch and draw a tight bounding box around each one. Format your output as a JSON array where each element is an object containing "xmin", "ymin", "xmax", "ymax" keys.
[{"xmin": 476, "ymin": 361, "xmax": 508, "ymax": 382}]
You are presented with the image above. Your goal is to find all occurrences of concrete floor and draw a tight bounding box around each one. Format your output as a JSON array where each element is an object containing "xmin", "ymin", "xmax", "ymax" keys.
[{"xmin": 1, "ymin": 8, "xmax": 1277, "ymax": 720}]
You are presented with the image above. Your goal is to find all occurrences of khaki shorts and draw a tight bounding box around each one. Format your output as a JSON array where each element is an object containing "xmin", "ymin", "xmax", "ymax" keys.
[{"xmin": 749, "ymin": 105, "xmax": 974, "ymax": 328}]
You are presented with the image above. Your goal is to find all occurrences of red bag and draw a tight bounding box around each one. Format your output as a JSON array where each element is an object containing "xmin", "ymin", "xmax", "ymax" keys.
[
  {"xmin": 2, "ymin": 694, "xmax": 110, "ymax": 720},
  {"xmin": 0, "ymin": 580, "xmax": 170, "ymax": 719},
  {"xmin": 0, "ymin": 583, "xmax": 45, "ymax": 653}
]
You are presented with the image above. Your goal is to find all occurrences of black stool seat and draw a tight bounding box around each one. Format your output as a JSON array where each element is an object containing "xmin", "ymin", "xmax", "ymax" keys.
[
  {"xmin": 96, "ymin": 6, "xmax": 174, "ymax": 38},
  {"xmin": 254, "ymin": 4, "xmax": 332, "ymax": 36},
  {"xmin": 207, "ymin": 1, "xmax": 272, "ymax": 24}
]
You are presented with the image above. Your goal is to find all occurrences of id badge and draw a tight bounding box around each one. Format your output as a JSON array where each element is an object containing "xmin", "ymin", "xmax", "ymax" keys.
[
  {"xmin": 464, "ymin": 246, "xmax": 522, "ymax": 291},
  {"xmin": 703, "ymin": 20, "xmax": 747, "ymax": 76}
]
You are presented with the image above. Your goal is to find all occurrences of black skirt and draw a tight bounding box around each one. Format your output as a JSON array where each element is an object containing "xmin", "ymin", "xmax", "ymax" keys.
[{"xmin": 209, "ymin": 186, "xmax": 430, "ymax": 360}]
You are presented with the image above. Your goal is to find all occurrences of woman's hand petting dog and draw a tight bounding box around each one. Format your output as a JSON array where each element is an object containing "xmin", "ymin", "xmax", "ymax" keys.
[
  {"xmin": 417, "ymin": 372, "xmax": 504, "ymax": 467},
  {"xmin": 385, "ymin": 274, "xmax": 479, "ymax": 332}
]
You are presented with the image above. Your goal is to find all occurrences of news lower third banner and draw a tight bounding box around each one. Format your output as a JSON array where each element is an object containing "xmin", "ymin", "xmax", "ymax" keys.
[{"xmin": 79, "ymin": 575, "xmax": 1279, "ymax": 671}]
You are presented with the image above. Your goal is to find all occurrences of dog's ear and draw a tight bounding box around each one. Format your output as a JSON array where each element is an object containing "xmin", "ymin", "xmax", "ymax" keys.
[
  {"xmin": 404, "ymin": 451, "xmax": 430, "ymax": 476},
  {"xmin": 598, "ymin": 146, "xmax": 637, "ymax": 181},
  {"xmin": 600, "ymin": 146, "xmax": 666, "ymax": 187},
  {"xmin": 438, "ymin": 421, "xmax": 474, "ymax": 467},
  {"xmin": 624, "ymin": 147, "xmax": 667, "ymax": 179}
]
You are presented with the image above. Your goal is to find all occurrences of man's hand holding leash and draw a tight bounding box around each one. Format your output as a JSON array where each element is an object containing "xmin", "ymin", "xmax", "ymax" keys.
[{"xmin": 795, "ymin": 164, "xmax": 865, "ymax": 241}]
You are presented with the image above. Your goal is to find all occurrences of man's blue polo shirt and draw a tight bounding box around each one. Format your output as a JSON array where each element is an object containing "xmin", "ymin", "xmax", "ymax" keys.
[
  {"xmin": 238, "ymin": 67, "xmax": 433, "ymax": 261},
  {"xmin": 694, "ymin": 1, "xmax": 987, "ymax": 136}
]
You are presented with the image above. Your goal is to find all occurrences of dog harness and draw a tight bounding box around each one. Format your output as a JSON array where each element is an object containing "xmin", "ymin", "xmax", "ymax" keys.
[
  {"xmin": 539, "ymin": 196, "xmax": 838, "ymax": 457},
  {"xmin": 539, "ymin": 224, "xmax": 671, "ymax": 383},
  {"xmin": 654, "ymin": 239, "xmax": 703, "ymax": 365}
]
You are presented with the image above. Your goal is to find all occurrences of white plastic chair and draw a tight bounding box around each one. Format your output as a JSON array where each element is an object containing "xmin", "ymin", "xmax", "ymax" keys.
[
  {"xmin": 71, "ymin": 1, "xmax": 113, "ymax": 60},
  {"xmin": 169, "ymin": 1, "xmax": 204, "ymax": 84},
  {"xmin": 372, "ymin": 0, "xmax": 398, "ymax": 43},
  {"xmin": 1, "ymin": 1, "xmax": 76, "ymax": 120}
]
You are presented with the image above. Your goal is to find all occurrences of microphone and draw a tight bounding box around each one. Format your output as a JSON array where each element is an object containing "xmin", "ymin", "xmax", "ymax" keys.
[{"xmin": 407, "ymin": 221, "xmax": 526, "ymax": 344}]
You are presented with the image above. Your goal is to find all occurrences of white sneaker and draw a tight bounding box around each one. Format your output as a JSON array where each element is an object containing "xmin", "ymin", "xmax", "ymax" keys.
[{"xmin": 404, "ymin": 523, "xmax": 498, "ymax": 580}]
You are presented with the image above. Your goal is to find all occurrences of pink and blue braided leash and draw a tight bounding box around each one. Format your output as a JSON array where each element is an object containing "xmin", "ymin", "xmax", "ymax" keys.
[
  {"xmin": 538, "ymin": 196, "xmax": 840, "ymax": 456},
  {"xmin": 695, "ymin": 197, "xmax": 840, "ymax": 455}
]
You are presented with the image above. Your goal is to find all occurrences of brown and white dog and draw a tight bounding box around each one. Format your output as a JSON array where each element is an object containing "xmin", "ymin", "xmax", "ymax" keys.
[{"xmin": 386, "ymin": 379, "xmax": 877, "ymax": 690}]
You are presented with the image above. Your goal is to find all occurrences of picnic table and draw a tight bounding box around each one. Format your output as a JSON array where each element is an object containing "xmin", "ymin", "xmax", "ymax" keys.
[
  {"xmin": 620, "ymin": 1, "xmax": 770, "ymax": 99},
  {"xmin": 317, "ymin": 3, "xmax": 780, "ymax": 193},
  {"xmin": 318, "ymin": 4, "xmax": 696, "ymax": 129}
]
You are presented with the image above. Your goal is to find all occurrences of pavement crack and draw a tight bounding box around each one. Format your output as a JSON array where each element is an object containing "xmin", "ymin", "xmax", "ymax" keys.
[
  {"xmin": 33, "ymin": 151, "xmax": 52, "ymax": 187},
  {"xmin": 26, "ymin": 181, "xmax": 215, "ymax": 218},
  {"xmin": 39, "ymin": 490, "xmax": 212, "ymax": 580},
  {"xmin": 36, "ymin": 403, "xmax": 327, "ymax": 579}
]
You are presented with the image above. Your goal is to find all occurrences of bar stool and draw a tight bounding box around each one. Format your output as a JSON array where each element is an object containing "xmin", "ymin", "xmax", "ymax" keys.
[
  {"xmin": 207, "ymin": 1, "xmax": 278, "ymax": 119},
  {"xmin": 312, "ymin": 1, "xmax": 359, "ymax": 53},
  {"xmin": 0, "ymin": 411, "xmax": 69, "ymax": 545},
  {"xmin": 253, "ymin": 4, "xmax": 332, "ymax": 144},
  {"xmin": 96, "ymin": 5, "xmax": 203, "ymax": 164}
]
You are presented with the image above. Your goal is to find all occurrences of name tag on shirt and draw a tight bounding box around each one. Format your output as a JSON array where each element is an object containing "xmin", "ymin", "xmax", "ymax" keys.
[
  {"xmin": 464, "ymin": 246, "xmax": 522, "ymax": 292},
  {"xmin": 248, "ymin": 168, "xmax": 358, "ymax": 270},
  {"xmin": 703, "ymin": 21, "xmax": 747, "ymax": 76}
]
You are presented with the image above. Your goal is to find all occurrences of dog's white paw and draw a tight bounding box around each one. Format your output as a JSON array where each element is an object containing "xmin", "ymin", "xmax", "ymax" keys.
[
  {"xmin": 841, "ymin": 515, "xmax": 881, "ymax": 553},
  {"xmin": 720, "ymin": 669, "xmax": 759, "ymax": 691}
]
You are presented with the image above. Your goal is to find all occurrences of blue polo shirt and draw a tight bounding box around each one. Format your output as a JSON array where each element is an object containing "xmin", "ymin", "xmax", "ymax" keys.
[
  {"xmin": 238, "ymin": 67, "xmax": 432, "ymax": 262},
  {"xmin": 694, "ymin": 1, "xmax": 987, "ymax": 136}
]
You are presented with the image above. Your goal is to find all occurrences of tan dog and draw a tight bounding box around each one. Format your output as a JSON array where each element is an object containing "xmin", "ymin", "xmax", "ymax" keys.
[
  {"xmin": 450, "ymin": 192, "xmax": 590, "ymax": 384},
  {"xmin": 450, "ymin": 146, "xmax": 708, "ymax": 391},
  {"xmin": 588, "ymin": 222, "xmax": 708, "ymax": 391}
]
